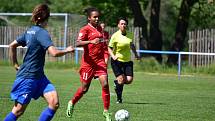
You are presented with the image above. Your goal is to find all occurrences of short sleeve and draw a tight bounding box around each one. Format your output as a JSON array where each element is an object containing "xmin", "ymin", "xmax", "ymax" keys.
[
  {"xmin": 37, "ymin": 30, "xmax": 53, "ymax": 50},
  {"xmin": 127, "ymin": 32, "xmax": 133, "ymax": 43},
  {"xmin": 16, "ymin": 33, "xmax": 26, "ymax": 47},
  {"xmin": 77, "ymin": 28, "xmax": 88, "ymax": 41},
  {"xmin": 108, "ymin": 33, "xmax": 116, "ymax": 48}
]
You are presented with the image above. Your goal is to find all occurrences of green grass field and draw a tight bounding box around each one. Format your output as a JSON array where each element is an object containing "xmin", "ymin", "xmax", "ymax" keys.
[{"xmin": 1, "ymin": 65, "xmax": 215, "ymax": 121}]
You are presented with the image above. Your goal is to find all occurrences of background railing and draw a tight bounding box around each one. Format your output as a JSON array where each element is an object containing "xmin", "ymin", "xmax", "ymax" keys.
[
  {"xmin": 188, "ymin": 29, "xmax": 215, "ymax": 67},
  {"xmin": 1, "ymin": 44, "xmax": 215, "ymax": 79}
]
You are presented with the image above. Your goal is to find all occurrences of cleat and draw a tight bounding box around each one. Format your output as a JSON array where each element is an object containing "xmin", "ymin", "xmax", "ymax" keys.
[
  {"xmin": 116, "ymin": 100, "xmax": 122, "ymax": 104},
  {"xmin": 66, "ymin": 101, "xmax": 74, "ymax": 118},
  {"xmin": 116, "ymin": 99, "xmax": 122, "ymax": 104},
  {"xmin": 103, "ymin": 111, "xmax": 112, "ymax": 121}
]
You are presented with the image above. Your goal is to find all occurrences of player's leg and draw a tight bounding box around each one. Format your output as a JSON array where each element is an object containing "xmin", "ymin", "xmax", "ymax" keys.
[
  {"xmin": 99, "ymin": 75, "xmax": 110, "ymax": 111},
  {"xmin": 38, "ymin": 90, "xmax": 59, "ymax": 121},
  {"xmin": 116, "ymin": 61, "xmax": 133, "ymax": 104},
  {"xmin": 124, "ymin": 61, "xmax": 134, "ymax": 84},
  {"xmin": 67, "ymin": 68, "xmax": 93, "ymax": 117},
  {"xmin": 125, "ymin": 76, "xmax": 133, "ymax": 84},
  {"xmin": 115, "ymin": 74, "xmax": 125, "ymax": 103},
  {"xmin": 4, "ymin": 78, "xmax": 34, "ymax": 121},
  {"xmin": 96, "ymin": 60, "xmax": 111, "ymax": 121},
  {"xmin": 67, "ymin": 80, "xmax": 91, "ymax": 117},
  {"xmin": 37, "ymin": 76, "xmax": 58, "ymax": 121},
  {"xmin": 99, "ymin": 75, "xmax": 112, "ymax": 121},
  {"xmin": 111, "ymin": 59, "xmax": 125, "ymax": 103},
  {"xmin": 4, "ymin": 102, "xmax": 28, "ymax": 121}
]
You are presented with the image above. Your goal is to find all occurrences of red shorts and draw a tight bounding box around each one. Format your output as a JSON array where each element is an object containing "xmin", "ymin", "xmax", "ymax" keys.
[{"xmin": 79, "ymin": 61, "xmax": 107, "ymax": 83}]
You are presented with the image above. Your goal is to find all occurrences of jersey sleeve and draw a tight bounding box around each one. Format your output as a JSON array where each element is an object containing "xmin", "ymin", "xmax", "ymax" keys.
[
  {"xmin": 127, "ymin": 32, "xmax": 133, "ymax": 43},
  {"xmin": 16, "ymin": 33, "xmax": 26, "ymax": 47},
  {"xmin": 108, "ymin": 33, "xmax": 116, "ymax": 48},
  {"xmin": 77, "ymin": 28, "xmax": 88, "ymax": 41},
  {"xmin": 37, "ymin": 30, "xmax": 53, "ymax": 50}
]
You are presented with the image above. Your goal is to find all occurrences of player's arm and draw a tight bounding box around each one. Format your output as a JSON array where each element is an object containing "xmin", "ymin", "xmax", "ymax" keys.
[
  {"xmin": 9, "ymin": 40, "xmax": 20, "ymax": 70},
  {"xmin": 108, "ymin": 46, "xmax": 118, "ymax": 60},
  {"xmin": 47, "ymin": 46, "xmax": 75, "ymax": 57},
  {"xmin": 76, "ymin": 38, "xmax": 100, "ymax": 47},
  {"xmin": 130, "ymin": 42, "xmax": 140, "ymax": 59}
]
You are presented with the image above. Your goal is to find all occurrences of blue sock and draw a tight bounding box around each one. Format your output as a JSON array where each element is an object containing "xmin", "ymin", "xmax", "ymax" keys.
[
  {"xmin": 4, "ymin": 112, "xmax": 17, "ymax": 121},
  {"xmin": 38, "ymin": 107, "xmax": 55, "ymax": 121}
]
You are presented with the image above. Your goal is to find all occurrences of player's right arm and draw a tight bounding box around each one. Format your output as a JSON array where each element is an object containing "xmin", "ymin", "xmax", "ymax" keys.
[
  {"xmin": 76, "ymin": 27, "xmax": 100, "ymax": 47},
  {"xmin": 108, "ymin": 33, "xmax": 118, "ymax": 60},
  {"xmin": 9, "ymin": 40, "xmax": 20, "ymax": 70},
  {"xmin": 76, "ymin": 38, "xmax": 100, "ymax": 47}
]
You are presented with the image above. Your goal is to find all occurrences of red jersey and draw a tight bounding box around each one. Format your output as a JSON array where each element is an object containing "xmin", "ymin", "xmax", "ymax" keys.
[
  {"xmin": 77, "ymin": 24, "xmax": 107, "ymax": 67},
  {"xmin": 102, "ymin": 31, "xmax": 109, "ymax": 40},
  {"xmin": 102, "ymin": 31, "xmax": 109, "ymax": 59}
]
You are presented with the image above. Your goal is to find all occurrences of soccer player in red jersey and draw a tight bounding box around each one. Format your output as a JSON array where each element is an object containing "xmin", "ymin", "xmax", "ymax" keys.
[{"xmin": 66, "ymin": 7, "xmax": 112, "ymax": 121}]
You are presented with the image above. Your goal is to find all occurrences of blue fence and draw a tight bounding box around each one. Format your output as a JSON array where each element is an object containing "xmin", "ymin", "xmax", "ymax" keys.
[{"xmin": 74, "ymin": 48, "xmax": 215, "ymax": 80}]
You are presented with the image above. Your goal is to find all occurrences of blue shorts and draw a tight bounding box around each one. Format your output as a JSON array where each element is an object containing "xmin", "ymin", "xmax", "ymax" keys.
[{"xmin": 10, "ymin": 76, "xmax": 55, "ymax": 104}]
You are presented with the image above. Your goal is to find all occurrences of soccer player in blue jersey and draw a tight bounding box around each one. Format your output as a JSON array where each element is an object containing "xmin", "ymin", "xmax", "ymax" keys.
[{"xmin": 4, "ymin": 4, "xmax": 74, "ymax": 121}]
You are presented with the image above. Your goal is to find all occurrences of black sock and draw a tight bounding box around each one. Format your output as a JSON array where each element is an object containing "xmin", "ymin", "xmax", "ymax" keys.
[
  {"xmin": 118, "ymin": 84, "xmax": 124, "ymax": 100},
  {"xmin": 114, "ymin": 80, "xmax": 121, "ymax": 99}
]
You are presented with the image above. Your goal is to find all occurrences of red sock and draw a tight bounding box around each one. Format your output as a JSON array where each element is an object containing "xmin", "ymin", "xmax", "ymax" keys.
[
  {"xmin": 72, "ymin": 87, "xmax": 84, "ymax": 104},
  {"xmin": 102, "ymin": 86, "xmax": 110, "ymax": 110}
]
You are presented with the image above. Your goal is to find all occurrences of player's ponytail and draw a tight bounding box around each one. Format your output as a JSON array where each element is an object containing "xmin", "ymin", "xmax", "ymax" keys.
[
  {"xmin": 31, "ymin": 4, "xmax": 50, "ymax": 25},
  {"xmin": 83, "ymin": 7, "xmax": 100, "ymax": 17}
]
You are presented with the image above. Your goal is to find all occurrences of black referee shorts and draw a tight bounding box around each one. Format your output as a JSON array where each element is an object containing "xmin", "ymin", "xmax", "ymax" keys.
[{"xmin": 111, "ymin": 58, "xmax": 133, "ymax": 77}]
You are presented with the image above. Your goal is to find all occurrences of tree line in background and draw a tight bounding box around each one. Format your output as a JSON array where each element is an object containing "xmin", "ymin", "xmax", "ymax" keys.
[{"xmin": 0, "ymin": 0, "xmax": 215, "ymax": 64}]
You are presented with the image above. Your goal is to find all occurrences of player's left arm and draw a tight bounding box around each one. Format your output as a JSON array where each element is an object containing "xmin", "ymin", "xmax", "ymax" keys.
[
  {"xmin": 130, "ymin": 42, "xmax": 140, "ymax": 59},
  {"xmin": 9, "ymin": 40, "xmax": 21, "ymax": 70}
]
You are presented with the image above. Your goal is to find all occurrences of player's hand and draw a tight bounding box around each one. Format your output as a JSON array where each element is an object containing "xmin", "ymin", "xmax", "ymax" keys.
[
  {"xmin": 14, "ymin": 64, "xmax": 20, "ymax": 71},
  {"xmin": 90, "ymin": 38, "xmax": 100, "ymax": 44},
  {"xmin": 66, "ymin": 46, "xmax": 75, "ymax": 53}
]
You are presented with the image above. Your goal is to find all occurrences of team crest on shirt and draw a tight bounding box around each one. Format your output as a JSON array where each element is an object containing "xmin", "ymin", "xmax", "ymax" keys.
[
  {"xmin": 91, "ymin": 33, "xmax": 95, "ymax": 36},
  {"xmin": 79, "ymin": 33, "xmax": 83, "ymax": 37}
]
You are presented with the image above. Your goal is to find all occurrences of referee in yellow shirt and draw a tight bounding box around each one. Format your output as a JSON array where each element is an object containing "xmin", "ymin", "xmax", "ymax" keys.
[{"xmin": 108, "ymin": 17, "xmax": 140, "ymax": 103}]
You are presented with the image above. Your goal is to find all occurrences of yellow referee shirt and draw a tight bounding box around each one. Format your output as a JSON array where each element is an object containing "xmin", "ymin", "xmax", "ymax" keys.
[{"xmin": 109, "ymin": 30, "xmax": 133, "ymax": 62}]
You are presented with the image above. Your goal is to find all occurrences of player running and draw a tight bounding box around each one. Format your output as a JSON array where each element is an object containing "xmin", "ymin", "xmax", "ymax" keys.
[
  {"xmin": 108, "ymin": 17, "xmax": 140, "ymax": 104},
  {"xmin": 3, "ymin": 4, "xmax": 74, "ymax": 121},
  {"xmin": 66, "ymin": 7, "xmax": 112, "ymax": 121}
]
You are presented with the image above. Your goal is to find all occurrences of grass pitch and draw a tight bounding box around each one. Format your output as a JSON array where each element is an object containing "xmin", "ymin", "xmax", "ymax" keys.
[{"xmin": 1, "ymin": 66, "xmax": 215, "ymax": 121}]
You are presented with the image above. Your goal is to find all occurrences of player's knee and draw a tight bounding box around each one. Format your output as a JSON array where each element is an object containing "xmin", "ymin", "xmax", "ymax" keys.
[
  {"xmin": 126, "ymin": 79, "xmax": 133, "ymax": 84},
  {"xmin": 48, "ymin": 99, "xmax": 60, "ymax": 110},
  {"xmin": 54, "ymin": 102, "xmax": 60, "ymax": 110},
  {"xmin": 102, "ymin": 82, "xmax": 109, "ymax": 89},
  {"xmin": 17, "ymin": 111, "xmax": 24, "ymax": 117},
  {"xmin": 126, "ymin": 77, "xmax": 133, "ymax": 84},
  {"xmin": 14, "ymin": 110, "xmax": 25, "ymax": 117},
  {"xmin": 117, "ymin": 77, "xmax": 124, "ymax": 84},
  {"xmin": 82, "ymin": 88, "xmax": 89, "ymax": 94},
  {"xmin": 118, "ymin": 80, "xmax": 124, "ymax": 85},
  {"xmin": 119, "ymin": 78, "xmax": 126, "ymax": 84}
]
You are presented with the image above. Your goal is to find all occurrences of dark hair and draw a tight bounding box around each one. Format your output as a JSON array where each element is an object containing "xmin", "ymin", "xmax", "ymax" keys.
[
  {"xmin": 84, "ymin": 7, "xmax": 100, "ymax": 17},
  {"xmin": 31, "ymin": 4, "xmax": 50, "ymax": 25},
  {"xmin": 117, "ymin": 17, "xmax": 128, "ymax": 24}
]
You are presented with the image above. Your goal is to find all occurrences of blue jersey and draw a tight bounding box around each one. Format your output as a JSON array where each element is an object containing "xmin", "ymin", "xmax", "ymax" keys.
[{"xmin": 16, "ymin": 25, "xmax": 53, "ymax": 79}]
